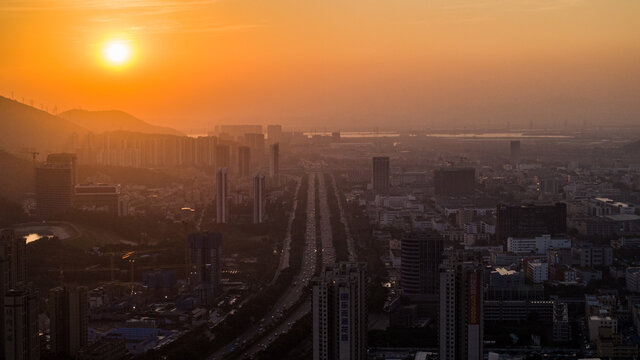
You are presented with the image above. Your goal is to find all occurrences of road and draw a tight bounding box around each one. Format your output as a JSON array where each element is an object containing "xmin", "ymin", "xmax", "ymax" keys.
[
  {"xmin": 329, "ymin": 173, "xmax": 357, "ymax": 261},
  {"xmin": 242, "ymin": 172, "xmax": 339, "ymax": 359},
  {"xmin": 317, "ymin": 173, "xmax": 336, "ymax": 267},
  {"xmin": 270, "ymin": 177, "xmax": 301, "ymax": 285},
  {"xmin": 210, "ymin": 174, "xmax": 318, "ymax": 360}
]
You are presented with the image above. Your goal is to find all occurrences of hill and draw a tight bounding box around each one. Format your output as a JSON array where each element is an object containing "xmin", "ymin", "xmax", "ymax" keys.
[
  {"xmin": 59, "ymin": 109, "xmax": 183, "ymax": 136},
  {"xmin": 0, "ymin": 96, "xmax": 86, "ymax": 151},
  {"xmin": 0, "ymin": 150, "xmax": 34, "ymax": 201}
]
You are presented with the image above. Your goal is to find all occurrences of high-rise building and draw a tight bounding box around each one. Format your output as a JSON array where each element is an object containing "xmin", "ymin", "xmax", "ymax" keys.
[
  {"xmin": 510, "ymin": 140, "xmax": 521, "ymax": 165},
  {"xmin": 433, "ymin": 167, "xmax": 475, "ymax": 197},
  {"xmin": 401, "ymin": 231, "xmax": 444, "ymax": 304},
  {"xmin": 216, "ymin": 168, "xmax": 228, "ymax": 224},
  {"xmin": 1, "ymin": 230, "xmax": 28, "ymax": 358},
  {"xmin": 194, "ymin": 136, "xmax": 217, "ymax": 167},
  {"xmin": 36, "ymin": 155, "xmax": 76, "ymax": 218},
  {"xmin": 495, "ymin": 203, "xmax": 567, "ymax": 243},
  {"xmin": 188, "ymin": 232, "xmax": 222, "ymax": 304},
  {"xmin": 0, "ymin": 241, "xmax": 8, "ymax": 358},
  {"xmin": 215, "ymin": 144, "xmax": 231, "ymax": 169},
  {"xmin": 245, "ymin": 133, "xmax": 266, "ymax": 165},
  {"xmin": 46, "ymin": 153, "xmax": 77, "ymax": 186},
  {"xmin": 237, "ymin": 146, "xmax": 251, "ymax": 177},
  {"xmin": 372, "ymin": 157, "xmax": 390, "ymax": 195},
  {"xmin": 439, "ymin": 255, "xmax": 483, "ymax": 360},
  {"xmin": 267, "ymin": 124, "xmax": 282, "ymax": 141},
  {"xmin": 244, "ymin": 133, "xmax": 265, "ymax": 151},
  {"xmin": 312, "ymin": 262, "xmax": 367, "ymax": 360},
  {"xmin": 4, "ymin": 288, "xmax": 39, "ymax": 360},
  {"xmin": 0, "ymin": 229, "xmax": 26, "ymax": 288},
  {"xmin": 49, "ymin": 286, "xmax": 89, "ymax": 357},
  {"xmin": 253, "ymin": 173, "xmax": 265, "ymax": 224},
  {"xmin": 269, "ymin": 143, "xmax": 280, "ymax": 179}
]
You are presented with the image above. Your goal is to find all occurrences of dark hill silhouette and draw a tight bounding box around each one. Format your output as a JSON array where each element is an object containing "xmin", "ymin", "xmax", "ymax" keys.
[
  {"xmin": 0, "ymin": 96, "xmax": 86, "ymax": 151},
  {"xmin": 0, "ymin": 150, "xmax": 34, "ymax": 201},
  {"xmin": 59, "ymin": 109, "xmax": 183, "ymax": 136}
]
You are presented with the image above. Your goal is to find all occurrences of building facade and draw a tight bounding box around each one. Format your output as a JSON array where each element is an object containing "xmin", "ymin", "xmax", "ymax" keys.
[
  {"xmin": 440, "ymin": 256, "xmax": 483, "ymax": 360},
  {"xmin": 49, "ymin": 286, "xmax": 89, "ymax": 356},
  {"xmin": 313, "ymin": 263, "xmax": 367, "ymax": 360},
  {"xmin": 372, "ymin": 157, "xmax": 390, "ymax": 195},
  {"xmin": 216, "ymin": 168, "xmax": 228, "ymax": 224},
  {"xmin": 188, "ymin": 232, "xmax": 222, "ymax": 304}
]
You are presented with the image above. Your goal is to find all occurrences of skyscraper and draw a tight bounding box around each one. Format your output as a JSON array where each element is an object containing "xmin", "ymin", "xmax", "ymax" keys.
[
  {"xmin": 0, "ymin": 229, "xmax": 26, "ymax": 288},
  {"xmin": 238, "ymin": 146, "xmax": 251, "ymax": 177},
  {"xmin": 313, "ymin": 262, "xmax": 367, "ymax": 360},
  {"xmin": 195, "ymin": 135, "xmax": 217, "ymax": 167},
  {"xmin": 401, "ymin": 231, "xmax": 443, "ymax": 305},
  {"xmin": 0, "ymin": 241, "xmax": 8, "ymax": 358},
  {"xmin": 215, "ymin": 144, "xmax": 231, "ymax": 169},
  {"xmin": 269, "ymin": 142, "xmax": 280, "ymax": 179},
  {"xmin": 36, "ymin": 154, "xmax": 76, "ymax": 218},
  {"xmin": 440, "ymin": 255, "xmax": 483, "ymax": 360},
  {"xmin": 216, "ymin": 168, "xmax": 228, "ymax": 224},
  {"xmin": 495, "ymin": 203, "xmax": 567, "ymax": 243},
  {"xmin": 188, "ymin": 232, "xmax": 222, "ymax": 304},
  {"xmin": 267, "ymin": 124, "xmax": 282, "ymax": 141},
  {"xmin": 372, "ymin": 157, "xmax": 390, "ymax": 195},
  {"xmin": 1, "ymin": 230, "xmax": 28, "ymax": 358},
  {"xmin": 433, "ymin": 167, "xmax": 475, "ymax": 197},
  {"xmin": 253, "ymin": 173, "xmax": 265, "ymax": 224},
  {"xmin": 4, "ymin": 288, "xmax": 40, "ymax": 360},
  {"xmin": 46, "ymin": 153, "xmax": 77, "ymax": 186},
  {"xmin": 510, "ymin": 140, "xmax": 521, "ymax": 166},
  {"xmin": 49, "ymin": 286, "xmax": 89, "ymax": 357}
]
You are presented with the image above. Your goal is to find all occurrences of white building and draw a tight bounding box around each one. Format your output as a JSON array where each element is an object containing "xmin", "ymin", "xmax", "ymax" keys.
[
  {"xmin": 507, "ymin": 235, "xmax": 571, "ymax": 255},
  {"xmin": 526, "ymin": 261, "xmax": 548, "ymax": 283}
]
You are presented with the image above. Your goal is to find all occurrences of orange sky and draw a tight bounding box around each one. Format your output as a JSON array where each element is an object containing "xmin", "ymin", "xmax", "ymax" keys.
[{"xmin": 1, "ymin": 0, "xmax": 639, "ymax": 131}]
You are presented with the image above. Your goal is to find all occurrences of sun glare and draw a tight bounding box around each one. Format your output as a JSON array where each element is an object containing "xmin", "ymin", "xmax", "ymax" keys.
[{"xmin": 103, "ymin": 40, "xmax": 131, "ymax": 66}]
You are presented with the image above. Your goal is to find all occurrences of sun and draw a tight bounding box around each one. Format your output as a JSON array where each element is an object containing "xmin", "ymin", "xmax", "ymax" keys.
[{"xmin": 103, "ymin": 40, "xmax": 132, "ymax": 66}]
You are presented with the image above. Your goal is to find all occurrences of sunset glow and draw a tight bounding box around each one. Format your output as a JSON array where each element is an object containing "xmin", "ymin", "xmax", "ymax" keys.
[
  {"xmin": 0, "ymin": 0, "xmax": 638, "ymax": 130},
  {"xmin": 103, "ymin": 40, "xmax": 131, "ymax": 66}
]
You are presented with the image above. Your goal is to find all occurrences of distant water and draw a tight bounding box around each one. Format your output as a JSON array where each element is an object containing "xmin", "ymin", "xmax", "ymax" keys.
[
  {"xmin": 426, "ymin": 132, "xmax": 571, "ymax": 139},
  {"xmin": 305, "ymin": 131, "xmax": 571, "ymax": 139},
  {"xmin": 189, "ymin": 131, "xmax": 572, "ymax": 139}
]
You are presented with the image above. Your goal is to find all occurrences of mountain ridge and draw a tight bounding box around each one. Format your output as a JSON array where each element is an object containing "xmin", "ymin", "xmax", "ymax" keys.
[{"xmin": 59, "ymin": 109, "xmax": 184, "ymax": 136}]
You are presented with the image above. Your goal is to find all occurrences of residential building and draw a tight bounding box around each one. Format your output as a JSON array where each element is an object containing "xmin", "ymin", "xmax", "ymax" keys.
[
  {"xmin": 253, "ymin": 173, "xmax": 265, "ymax": 224},
  {"xmin": 400, "ymin": 231, "xmax": 443, "ymax": 305},
  {"xmin": 440, "ymin": 255, "xmax": 483, "ymax": 360},
  {"xmin": 495, "ymin": 203, "xmax": 567, "ymax": 243},
  {"xmin": 49, "ymin": 286, "xmax": 89, "ymax": 356},
  {"xmin": 372, "ymin": 157, "xmax": 390, "ymax": 195},
  {"xmin": 188, "ymin": 232, "xmax": 222, "ymax": 304},
  {"xmin": 3, "ymin": 288, "xmax": 39, "ymax": 360},
  {"xmin": 216, "ymin": 167, "xmax": 228, "ymax": 224},
  {"xmin": 237, "ymin": 146, "xmax": 251, "ymax": 177},
  {"xmin": 312, "ymin": 262, "xmax": 367, "ymax": 360},
  {"xmin": 507, "ymin": 235, "xmax": 570, "ymax": 254}
]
